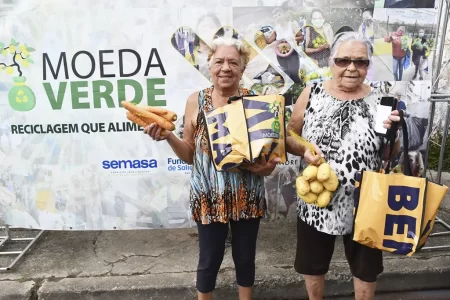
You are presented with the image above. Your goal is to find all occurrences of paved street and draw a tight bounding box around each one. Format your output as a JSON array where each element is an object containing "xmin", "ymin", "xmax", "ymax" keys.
[
  {"xmin": 330, "ymin": 289, "xmax": 450, "ymax": 300},
  {"xmin": 0, "ymin": 211, "xmax": 449, "ymax": 299},
  {"xmin": 0, "ymin": 172, "xmax": 449, "ymax": 299},
  {"xmin": 371, "ymin": 54, "xmax": 432, "ymax": 82}
]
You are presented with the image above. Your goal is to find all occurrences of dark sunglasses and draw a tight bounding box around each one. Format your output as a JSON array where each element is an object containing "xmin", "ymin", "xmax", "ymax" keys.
[{"xmin": 334, "ymin": 58, "xmax": 370, "ymax": 68}]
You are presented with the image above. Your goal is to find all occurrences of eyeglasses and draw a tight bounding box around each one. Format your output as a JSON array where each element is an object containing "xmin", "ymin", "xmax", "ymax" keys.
[{"xmin": 334, "ymin": 58, "xmax": 370, "ymax": 69}]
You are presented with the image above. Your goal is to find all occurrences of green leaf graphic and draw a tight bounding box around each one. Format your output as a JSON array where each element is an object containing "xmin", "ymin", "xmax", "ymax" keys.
[{"xmin": 27, "ymin": 47, "xmax": 36, "ymax": 52}]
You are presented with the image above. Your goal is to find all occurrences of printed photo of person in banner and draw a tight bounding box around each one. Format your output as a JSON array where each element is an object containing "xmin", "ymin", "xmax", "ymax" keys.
[
  {"xmin": 358, "ymin": 9, "xmax": 375, "ymax": 80},
  {"xmin": 375, "ymin": 0, "xmax": 435, "ymax": 8},
  {"xmin": 304, "ymin": 9, "xmax": 334, "ymax": 68},
  {"xmin": 371, "ymin": 8, "xmax": 437, "ymax": 82},
  {"xmin": 171, "ymin": 26, "xmax": 295, "ymax": 140},
  {"xmin": 378, "ymin": 81, "xmax": 431, "ymax": 178},
  {"xmin": 171, "ymin": 27, "xmax": 201, "ymax": 71},
  {"xmin": 231, "ymin": 6, "xmax": 378, "ymax": 219},
  {"xmin": 411, "ymin": 28, "xmax": 432, "ymax": 81},
  {"xmin": 169, "ymin": 12, "xmax": 301, "ymax": 220},
  {"xmin": 176, "ymin": 8, "xmax": 297, "ymax": 98},
  {"xmin": 236, "ymin": 6, "xmax": 374, "ymax": 89},
  {"xmin": 258, "ymin": 7, "xmax": 304, "ymax": 85}
]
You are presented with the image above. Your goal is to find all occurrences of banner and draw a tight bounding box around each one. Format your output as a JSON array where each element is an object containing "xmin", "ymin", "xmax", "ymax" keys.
[{"xmin": 0, "ymin": 0, "xmax": 438, "ymax": 230}]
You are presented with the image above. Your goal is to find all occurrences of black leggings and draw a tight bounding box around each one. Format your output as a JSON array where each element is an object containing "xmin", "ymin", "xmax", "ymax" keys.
[{"xmin": 196, "ymin": 218, "xmax": 261, "ymax": 293}]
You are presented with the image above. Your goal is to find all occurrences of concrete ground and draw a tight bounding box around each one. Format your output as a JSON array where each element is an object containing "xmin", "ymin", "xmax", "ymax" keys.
[{"xmin": 0, "ymin": 173, "xmax": 449, "ymax": 300}]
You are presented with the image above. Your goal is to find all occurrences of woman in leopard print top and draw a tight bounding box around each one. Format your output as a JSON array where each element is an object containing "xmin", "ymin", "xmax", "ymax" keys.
[{"xmin": 286, "ymin": 32, "xmax": 402, "ymax": 300}]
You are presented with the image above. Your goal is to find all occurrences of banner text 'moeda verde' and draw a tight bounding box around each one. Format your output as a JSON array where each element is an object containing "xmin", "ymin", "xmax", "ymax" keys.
[{"xmin": 42, "ymin": 48, "xmax": 167, "ymax": 110}]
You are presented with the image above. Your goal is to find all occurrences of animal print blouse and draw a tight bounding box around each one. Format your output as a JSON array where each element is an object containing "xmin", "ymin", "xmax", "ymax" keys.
[
  {"xmin": 189, "ymin": 87, "xmax": 266, "ymax": 224},
  {"xmin": 297, "ymin": 82, "xmax": 383, "ymax": 235}
]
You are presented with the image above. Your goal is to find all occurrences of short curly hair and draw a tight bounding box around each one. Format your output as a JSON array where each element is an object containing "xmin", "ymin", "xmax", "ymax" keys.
[{"xmin": 207, "ymin": 37, "xmax": 251, "ymax": 69}]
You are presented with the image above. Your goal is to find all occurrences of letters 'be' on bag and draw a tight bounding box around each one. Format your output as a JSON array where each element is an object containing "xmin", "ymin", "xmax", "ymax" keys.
[
  {"xmin": 352, "ymin": 111, "xmax": 448, "ymax": 256},
  {"xmin": 203, "ymin": 94, "xmax": 287, "ymax": 172}
]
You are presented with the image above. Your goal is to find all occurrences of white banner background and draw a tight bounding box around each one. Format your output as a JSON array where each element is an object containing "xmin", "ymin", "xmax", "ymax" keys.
[{"xmin": 0, "ymin": 0, "xmax": 437, "ymax": 230}]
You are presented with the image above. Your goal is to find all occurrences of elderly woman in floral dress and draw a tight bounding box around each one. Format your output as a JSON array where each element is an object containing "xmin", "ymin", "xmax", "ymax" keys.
[{"xmin": 145, "ymin": 36, "xmax": 280, "ymax": 300}]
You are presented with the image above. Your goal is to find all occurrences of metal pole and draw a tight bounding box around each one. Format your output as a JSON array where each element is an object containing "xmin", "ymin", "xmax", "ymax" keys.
[
  {"xmin": 423, "ymin": 101, "xmax": 436, "ymax": 176},
  {"xmin": 422, "ymin": 100, "xmax": 450, "ymax": 249},
  {"xmin": 435, "ymin": 216, "xmax": 450, "ymax": 231},
  {"xmin": 275, "ymin": 171, "xmax": 281, "ymax": 220},
  {"xmin": 0, "ymin": 226, "xmax": 45, "ymax": 271},
  {"xmin": 429, "ymin": 230, "xmax": 450, "ymax": 237},
  {"xmin": 433, "ymin": 1, "xmax": 450, "ymax": 91},
  {"xmin": 425, "ymin": 0, "xmax": 449, "ymax": 173},
  {"xmin": 0, "ymin": 251, "xmax": 22, "ymax": 256},
  {"xmin": 422, "ymin": 3, "xmax": 450, "ymax": 247},
  {"xmin": 429, "ymin": 98, "xmax": 450, "ymax": 102},
  {"xmin": 10, "ymin": 237, "xmax": 38, "ymax": 242},
  {"xmin": 422, "ymin": 245, "xmax": 450, "ymax": 251},
  {"xmin": 0, "ymin": 230, "xmax": 45, "ymax": 271},
  {"xmin": 436, "ymin": 103, "xmax": 450, "ymax": 184},
  {"xmin": 431, "ymin": 0, "xmax": 445, "ymax": 80},
  {"xmin": 431, "ymin": 94, "xmax": 450, "ymax": 97},
  {"xmin": 0, "ymin": 225, "xmax": 10, "ymax": 248}
]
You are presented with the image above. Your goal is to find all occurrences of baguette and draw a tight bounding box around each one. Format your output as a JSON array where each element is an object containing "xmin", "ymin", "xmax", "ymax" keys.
[
  {"xmin": 121, "ymin": 101, "xmax": 175, "ymax": 131},
  {"xmin": 143, "ymin": 106, "xmax": 177, "ymax": 122},
  {"xmin": 126, "ymin": 112, "xmax": 168, "ymax": 136}
]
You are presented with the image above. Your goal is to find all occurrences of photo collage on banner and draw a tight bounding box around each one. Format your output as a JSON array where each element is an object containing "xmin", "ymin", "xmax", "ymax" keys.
[
  {"xmin": 0, "ymin": 0, "xmax": 440, "ymax": 230},
  {"xmin": 370, "ymin": 6, "xmax": 437, "ymax": 183},
  {"xmin": 232, "ymin": 3, "xmax": 379, "ymax": 219}
]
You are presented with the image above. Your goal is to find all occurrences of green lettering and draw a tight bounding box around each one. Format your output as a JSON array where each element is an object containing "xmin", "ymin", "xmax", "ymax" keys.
[
  {"xmin": 118, "ymin": 79, "xmax": 143, "ymax": 107},
  {"xmin": 93, "ymin": 80, "xmax": 115, "ymax": 108},
  {"xmin": 146, "ymin": 78, "xmax": 166, "ymax": 106},
  {"xmin": 71, "ymin": 81, "xmax": 90, "ymax": 109},
  {"xmin": 43, "ymin": 82, "xmax": 67, "ymax": 110}
]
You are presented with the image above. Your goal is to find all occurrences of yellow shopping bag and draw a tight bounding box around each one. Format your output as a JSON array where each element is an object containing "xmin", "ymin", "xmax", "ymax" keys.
[
  {"xmin": 353, "ymin": 172, "xmax": 427, "ymax": 256},
  {"xmin": 242, "ymin": 94, "xmax": 287, "ymax": 165},
  {"xmin": 203, "ymin": 93, "xmax": 287, "ymax": 171},
  {"xmin": 203, "ymin": 100, "xmax": 251, "ymax": 171},
  {"xmin": 352, "ymin": 111, "xmax": 448, "ymax": 256},
  {"xmin": 418, "ymin": 181, "xmax": 448, "ymax": 249}
]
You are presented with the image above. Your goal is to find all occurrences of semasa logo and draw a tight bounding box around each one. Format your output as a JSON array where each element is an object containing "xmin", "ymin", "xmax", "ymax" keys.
[{"xmin": 102, "ymin": 159, "xmax": 158, "ymax": 170}]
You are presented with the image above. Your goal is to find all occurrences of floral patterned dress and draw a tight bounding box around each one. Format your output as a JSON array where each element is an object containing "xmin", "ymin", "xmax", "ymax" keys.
[{"xmin": 189, "ymin": 87, "xmax": 266, "ymax": 224}]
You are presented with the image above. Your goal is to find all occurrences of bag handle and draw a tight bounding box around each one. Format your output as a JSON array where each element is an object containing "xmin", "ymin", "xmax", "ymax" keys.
[
  {"xmin": 399, "ymin": 110, "xmax": 413, "ymax": 176},
  {"xmin": 384, "ymin": 110, "xmax": 412, "ymax": 176}
]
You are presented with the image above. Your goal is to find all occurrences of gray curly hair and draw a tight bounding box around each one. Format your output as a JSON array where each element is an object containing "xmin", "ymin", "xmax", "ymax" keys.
[
  {"xmin": 329, "ymin": 32, "xmax": 374, "ymax": 67},
  {"xmin": 207, "ymin": 37, "xmax": 251, "ymax": 69}
]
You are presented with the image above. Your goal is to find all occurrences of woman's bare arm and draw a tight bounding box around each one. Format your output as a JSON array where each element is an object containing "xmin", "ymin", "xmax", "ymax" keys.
[
  {"xmin": 166, "ymin": 92, "xmax": 199, "ymax": 165},
  {"xmin": 286, "ymin": 86, "xmax": 312, "ymax": 157}
]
